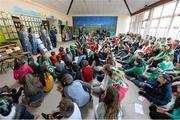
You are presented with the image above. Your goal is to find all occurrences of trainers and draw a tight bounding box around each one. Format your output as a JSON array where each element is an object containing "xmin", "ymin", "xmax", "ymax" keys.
[
  {"xmin": 138, "ymin": 91, "xmax": 146, "ymax": 96},
  {"xmin": 41, "ymin": 113, "xmax": 49, "ymax": 119}
]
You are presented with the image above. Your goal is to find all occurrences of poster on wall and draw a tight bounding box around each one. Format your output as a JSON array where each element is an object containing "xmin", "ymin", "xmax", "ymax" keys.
[
  {"xmin": 61, "ymin": 25, "xmax": 73, "ymax": 41},
  {"xmin": 73, "ymin": 16, "xmax": 117, "ymax": 36}
]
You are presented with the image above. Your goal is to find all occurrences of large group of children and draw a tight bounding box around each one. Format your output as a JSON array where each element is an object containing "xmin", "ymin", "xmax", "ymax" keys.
[{"xmin": 0, "ymin": 32, "xmax": 180, "ymax": 119}]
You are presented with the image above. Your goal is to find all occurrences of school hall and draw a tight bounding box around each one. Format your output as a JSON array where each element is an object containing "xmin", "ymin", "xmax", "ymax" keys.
[{"xmin": 0, "ymin": 0, "xmax": 180, "ymax": 119}]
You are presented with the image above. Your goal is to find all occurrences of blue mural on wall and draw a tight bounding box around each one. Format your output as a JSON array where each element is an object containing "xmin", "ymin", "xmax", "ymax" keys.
[{"xmin": 73, "ymin": 16, "xmax": 117, "ymax": 36}]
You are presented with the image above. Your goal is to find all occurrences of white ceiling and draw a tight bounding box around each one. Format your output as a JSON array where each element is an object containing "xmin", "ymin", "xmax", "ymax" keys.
[
  {"xmin": 126, "ymin": 0, "xmax": 159, "ymax": 13},
  {"xmin": 32, "ymin": 0, "xmax": 160, "ymax": 15},
  {"xmin": 70, "ymin": 0, "xmax": 128, "ymax": 14}
]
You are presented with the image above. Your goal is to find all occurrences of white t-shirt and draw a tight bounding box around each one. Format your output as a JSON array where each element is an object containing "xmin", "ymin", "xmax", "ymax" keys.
[
  {"xmin": 100, "ymin": 75, "xmax": 111, "ymax": 90},
  {"xmin": 66, "ymin": 103, "xmax": 82, "ymax": 120}
]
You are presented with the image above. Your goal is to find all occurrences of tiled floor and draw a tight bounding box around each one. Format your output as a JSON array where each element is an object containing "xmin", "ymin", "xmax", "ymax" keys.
[{"xmin": 0, "ymin": 41, "xmax": 150, "ymax": 119}]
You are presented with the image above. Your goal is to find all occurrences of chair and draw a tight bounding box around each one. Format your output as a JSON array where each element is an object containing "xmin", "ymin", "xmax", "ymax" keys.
[{"xmin": 2, "ymin": 49, "xmax": 14, "ymax": 71}]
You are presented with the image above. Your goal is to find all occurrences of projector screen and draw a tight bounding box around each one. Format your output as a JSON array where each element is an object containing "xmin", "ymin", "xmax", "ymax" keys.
[{"xmin": 73, "ymin": 16, "xmax": 117, "ymax": 36}]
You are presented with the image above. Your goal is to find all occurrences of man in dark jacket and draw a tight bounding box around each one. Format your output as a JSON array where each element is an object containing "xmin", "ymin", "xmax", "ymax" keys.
[
  {"xmin": 139, "ymin": 74, "xmax": 172, "ymax": 106},
  {"xmin": 50, "ymin": 26, "xmax": 57, "ymax": 48}
]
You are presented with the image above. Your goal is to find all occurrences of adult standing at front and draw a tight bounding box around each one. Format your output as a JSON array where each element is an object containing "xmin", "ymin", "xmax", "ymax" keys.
[
  {"xmin": 28, "ymin": 27, "xmax": 38, "ymax": 55},
  {"xmin": 40, "ymin": 24, "xmax": 53, "ymax": 50},
  {"xmin": 19, "ymin": 24, "xmax": 32, "ymax": 54},
  {"xmin": 50, "ymin": 25, "xmax": 57, "ymax": 48},
  {"xmin": 40, "ymin": 24, "xmax": 48, "ymax": 48}
]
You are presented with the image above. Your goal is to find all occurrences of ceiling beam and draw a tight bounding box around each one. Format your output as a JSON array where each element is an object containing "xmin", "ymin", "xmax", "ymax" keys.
[
  {"xmin": 124, "ymin": 0, "xmax": 132, "ymax": 16},
  {"xmin": 131, "ymin": 0, "xmax": 173, "ymax": 16},
  {"xmin": 67, "ymin": 0, "xmax": 74, "ymax": 15}
]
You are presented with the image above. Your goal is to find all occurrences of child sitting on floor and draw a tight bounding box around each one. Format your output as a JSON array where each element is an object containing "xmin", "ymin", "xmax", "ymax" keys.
[
  {"xmin": 49, "ymin": 51, "xmax": 57, "ymax": 66},
  {"xmin": 13, "ymin": 57, "xmax": 34, "ymax": 83},
  {"xmin": 39, "ymin": 69, "xmax": 54, "ymax": 93},
  {"xmin": 37, "ymin": 51, "xmax": 52, "ymax": 65},
  {"xmin": 0, "ymin": 98, "xmax": 38, "ymax": 119},
  {"xmin": 157, "ymin": 55, "xmax": 174, "ymax": 71},
  {"xmin": 55, "ymin": 55, "xmax": 65, "ymax": 72},
  {"xmin": 95, "ymin": 86, "xmax": 122, "ymax": 119},
  {"xmin": 81, "ymin": 60, "xmax": 93, "ymax": 83},
  {"xmin": 125, "ymin": 57, "xmax": 145, "ymax": 79},
  {"xmin": 41, "ymin": 97, "xmax": 82, "ymax": 119},
  {"xmin": 58, "ymin": 47, "xmax": 65, "ymax": 57},
  {"xmin": 105, "ymin": 55, "xmax": 116, "ymax": 67},
  {"xmin": 0, "ymin": 86, "xmax": 23, "ymax": 104},
  {"xmin": 21, "ymin": 74, "xmax": 45, "ymax": 107},
  {"xmin": 40, "ymin": 60, "xmax": 56, "ymax": 79},
  {"xmin": 28, "ymin": 57, "xmax": 39, "ymax": 74},
  {"xmin": 58, "ymin": 74, "xmax": 91, "ymax": 107}
]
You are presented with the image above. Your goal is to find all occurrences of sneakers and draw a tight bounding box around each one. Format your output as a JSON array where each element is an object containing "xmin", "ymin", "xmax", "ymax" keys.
[
  {"xmin": 138, "ymin": 91, "xmax": 146, "ymax": 96},
  {"xmin": 41, "ymin": 113, "xmax": 50, "ymax": 119}
]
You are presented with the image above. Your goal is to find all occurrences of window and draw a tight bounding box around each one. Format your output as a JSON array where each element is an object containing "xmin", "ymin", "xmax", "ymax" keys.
[
  {"xmin": 168, "ymin": 16, "xmax": 180, "ymax": 39},
  {"xmin": 152, "ymin": 6, "xmax": 163, "ymax": 18},
  {"xmin": 156, "ymin": 28, "xmax": 168, "ymax": 38},
  {"xmin": 175, "ymin": 1, "xmax": 180, "ymax": 15},
  {"xmin": 150, "ymin": 20, "xmax": 159, "ymax": 28},
  {"xmin": 159, "ymin": 18, "xmax": 171, "ymax": 28},
  {"xmin": 142, "ymin": 21, "xmax": 147, "ymax": 28},
  {"xmin": 162, "ymin": 2, "xmax": 176, "ymax": 17},
  {"xmin": 156, "ymin": 18, "xmax": 171, "ymax": 38},
  {"xmin": 149, "ymin": 29, "xmax": 156, "ymax": 36},
  {"xmin": 129, "ymin": 1, "xmax": 179, "ymax": 39},
  {"xmin": 143, "ymin": 11, "xmax": 149, "ymax": 20},
  {"xmin": 177, "ymin": 31, "xmax": 180, "ymax": 40}
]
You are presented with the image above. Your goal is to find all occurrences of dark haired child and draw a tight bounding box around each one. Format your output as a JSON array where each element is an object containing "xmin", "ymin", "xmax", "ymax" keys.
[
  {"xmin": 81, "ymin": 60, "xmax": 93, "ymax": 83},
  {"xmin": 0, "ymin": 86, "xmax": 23, "ymax": 104},
  {"xmin": 49, "ymin": 51, "xmax": 57, "ymax": 65},
  {"xmin": 39, "ymin": 60, "xmax": 57, "ymax": 80},
  {"xmin": 41, "ymin": 97, "xmax": 82, "ymax": 119},
  {"xmin": 58, "ymin": 47, "xmax": 65, "ymax": 57},
  {"xmin": 0, "ymin": 98, "xmax": 37, "ymax": 119},
  {"xmin": 13, "ymin": 57, "xmax": 34, "ymax": 82},
  {"xmin": 37, "ymin": 51, "xmax": 52, "ymax": 65},
  {"xmin": 28, "ymin": 57, "xmax": 39, "ymax": 74},
  {"xmin": 125, "ymin": 58, "xmax": 145, "ymax": 79},
  {"xmin": 39, "ymin": 69, "xmax": 54, "ymax": 93},
  {"xmin": 21, "ymin": 74, "xmax": 44, "ymax": 107}
]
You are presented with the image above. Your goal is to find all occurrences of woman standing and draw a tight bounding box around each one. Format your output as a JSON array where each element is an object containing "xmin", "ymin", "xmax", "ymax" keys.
[
  {"xmin": 40, "ymin": 24, "xmax": 47, "ymax": 48},
  {"xmin": 28, "ymin": 27, "xmax": 38, "ymax": 55},
  {"xmin": 19, "ymin": 24, "xmax": 32, "ymax": 54},
  {"xmin": 44, "ymin": 25, "xmax": 53, "ymax": 50},
  {"xmin": 40, "ymin": 24, "xmax": 52, "ymax": 50}
]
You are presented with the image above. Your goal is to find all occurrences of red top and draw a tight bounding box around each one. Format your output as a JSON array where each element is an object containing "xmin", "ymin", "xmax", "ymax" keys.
[
  {"xmin": 81, "ymin": 65, "xmax": 93, "ymax": 82},
  {"xmin": 114, "ymin": 37, "xmax": 119, "ymax": 45},
  {"xmin": 91, "ymin": 43, "xmax": 99, "ymax": 51},
  {"xmin": 144, "ymin": 46, "xmax": 153, "ymax": 54},
  {"xmin": 50, "ymin": 55, "xmax": 57, "ymax": 65},
  {"xmin": 58, "ymin": 52, "xmax": 65, "ymax": 57}
]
